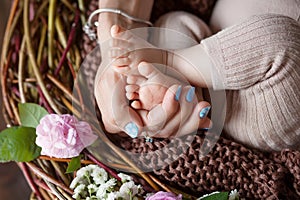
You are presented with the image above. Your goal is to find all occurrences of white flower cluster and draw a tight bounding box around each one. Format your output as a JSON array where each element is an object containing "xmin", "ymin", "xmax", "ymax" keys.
[{"xmin": 70, "ymin": 165, "xmax": 143, "ymax": 200}]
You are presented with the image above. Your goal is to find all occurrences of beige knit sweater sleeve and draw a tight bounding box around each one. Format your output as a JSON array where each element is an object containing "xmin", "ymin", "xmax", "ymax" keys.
[
  {"xmin": 201, "ymin": 14, "xmax": 300, "ymax": 151},
  {"xmin": 201, "ymin": 14, "xmax": 300, "ymax": 90}
]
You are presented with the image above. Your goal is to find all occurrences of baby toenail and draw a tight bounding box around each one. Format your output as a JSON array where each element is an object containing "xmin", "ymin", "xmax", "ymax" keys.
[
  {"xmin": 175, "ymin": 86, "xmax": 182, "ymax": 101},
  {"xmin": 199, "ymin": 106, "xmax": 211, "ymax": 119},
  {"xmin": 124, "ymin": 122, "xmax": 138, "ymax": 138},
  {"xmin": 186, "ymin": 87, "xmax": 195, "ymax": 102}
]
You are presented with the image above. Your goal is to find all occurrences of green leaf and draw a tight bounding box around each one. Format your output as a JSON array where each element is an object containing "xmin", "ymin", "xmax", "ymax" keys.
[
  {"xmin": 198, "ymin": 192, "xmax": 229, "ymax": 200},
  {"xmin": 19, "ymin": 103, "xmax": 48, "ymax": 128},
  {"xmin": 66, "ymin": 155, "xmax": 82, "ymax": 173},
  {"xmin": 0, "ymin": 126, "xmax": 41, "ymax": 162}
]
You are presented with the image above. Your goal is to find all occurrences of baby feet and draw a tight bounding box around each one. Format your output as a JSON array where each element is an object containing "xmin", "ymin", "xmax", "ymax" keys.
[
  {"xmin": 109, "ymin": 25, "xmax": 212, "ymax": 137},
  {"xmin": 116, "ymin": 60, "xmax": 212, "ymax": 136},
  {"xmin": 126, "ymin": 62, "xmax": 181, "ymax": 110},
  {"xmin": 109, "ymin": 25, "xmax": 167, "ymax": 71}
]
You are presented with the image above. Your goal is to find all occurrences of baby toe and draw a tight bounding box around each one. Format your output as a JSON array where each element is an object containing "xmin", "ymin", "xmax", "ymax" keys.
[
  {"xmin": 111, "ymin": 25, "xmax": 133, "ymax": 40},
  {"xmin": 125, "ymin": 85, "xmax": 139, "ymax": 93},
  {"xmin": 126, "ymin": 92, "xmax": 139, "ymax": 100},
  {"xmin": 126, "ymin": 75, "xmax": 146, "ymax": 85},
  {"xmin": 131, "ymin": 100, "xmax": 143, "ymax": 109},
  {"xmin": 138, "ymin": 62, "xmax": 160, "ymax": 79}
]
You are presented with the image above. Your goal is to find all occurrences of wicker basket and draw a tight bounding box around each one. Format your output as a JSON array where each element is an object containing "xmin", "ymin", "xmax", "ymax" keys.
[{"xmin": 1, "ymin": 0, "xmax": 300, "ymax": 199}]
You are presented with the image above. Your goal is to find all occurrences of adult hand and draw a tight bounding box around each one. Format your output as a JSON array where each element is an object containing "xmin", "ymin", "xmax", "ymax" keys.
[
  {"xmin": 94, "ymin": 26, "xmax": 144, "ymax": 137},
  {"xmin": 94, "ymin": 0, "xmax": 154, "ymax": 137},
  {"xmin": 108, "ymin": 25, "xmax": 212, "ymax": 138},
  {"xmin": 139, "ymin": 84, "xmax": 212, "ymax": 138},
  {"xmin": 94, "ymin": 63, "xmax": 143, "ymax": 137}
]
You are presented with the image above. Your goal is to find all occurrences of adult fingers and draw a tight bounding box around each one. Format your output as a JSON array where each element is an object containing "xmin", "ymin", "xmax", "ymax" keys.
[
  {"xmin": 145, "ymin": 84, "xmax": 180, "ymax": 132},
  {"xmin": 150, "ymin": 85, "xmax": 197, "ymax": 138},
  {"xmin": 114, "ymin": 77, "xmax": 145, "ymax": 138},
  {"xmin": 177, "ymin": 101, "xmax": 212, "ymax": 136}
]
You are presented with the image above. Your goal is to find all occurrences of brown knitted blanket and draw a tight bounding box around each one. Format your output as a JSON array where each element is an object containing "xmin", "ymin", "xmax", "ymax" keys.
[
  {"xmin": 82, "ymin": 0, "xmax": 300, "ymax": 199},
  {"xmin": 116, "ymin": 133, "xmax": 300, "ymax": 199}
]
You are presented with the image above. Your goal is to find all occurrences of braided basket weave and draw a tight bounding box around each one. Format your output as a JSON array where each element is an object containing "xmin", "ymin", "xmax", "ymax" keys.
[{"xmin": 1, "ymin": 0, "xmax": 300, "ymax": 199}]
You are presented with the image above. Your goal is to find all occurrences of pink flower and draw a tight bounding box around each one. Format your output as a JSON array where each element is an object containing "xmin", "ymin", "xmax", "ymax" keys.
[
  {"xmin": 36, "ymin": 114, "xmax": 97, "ymax": 158},
  {"xmin": 146, "ymin": 192, "xmax": 182, "ymax": 200}
]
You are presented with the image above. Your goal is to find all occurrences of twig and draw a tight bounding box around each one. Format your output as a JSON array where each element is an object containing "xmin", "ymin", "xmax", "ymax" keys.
[
  {"xmin": 1, "ymin": 51, "xmax": 14, "ymax": 120},
  {"xmin": 65, "ymin": 54, "xmax": 85, "ymax": 113},
  {"xmin": 37, "ymin": 86, "xmax": 54, "ymax": 114},
  {"xmin": 45, "ymin": 181, "xmax": 68, "ymax": 200},
  {"xmin": 34, "ymin": 178, "xmax": 52, "ymax": 194},
  {"xmin": 12, "ymin": 77, "xmax": 37, "ymax": 84},
  {"xmin": 54, "ymin": 9, "xmax": 80, "ymax": 76},
  {"xmin": 0, "ymin": 0, "xmax": 20, "ymax": 67},
  {"xmin": 77, "ymin": 0, "xmax": 86, "ymax": 25},
  {"xmin": 18, "ymin": 38, "xmax": 26, "ymax": 103},
  {"xmin": 47, "ymin": 0, "xmax": 57, "ymax": 69},
  {"xmin": 27, "ymin": 162, "xmax": 73, "ymax": 195},
  {"xmin": 18, "ymin": 17, "xmax": 40, "ymax": 103},
  {"xmin": 9, "ymin": 96, "xmax": 21, "ymax": 125},
  {"xmin": 148, "ymin": 174, "xmax": 172, "ymax": 192},
  {"xmin": 61, "ymin": 96, "xmax": 81, "ymax": 117},
  {"xmin": 11, "ymin": 87, "xmax": 20, "ymax": 98},
  {"xmin": 55, "ymin": 16, "xmax": 67, "ymax": 48},
  {"xmin": 18, "ymin": 162, "xmax": 43, "ymax": 200},
  {"xmin": 37, "ymin": 25, "xmax": 47, "ymax": 66},
  {"xmin": 38, "ymin": 187, "xmax": 52, "ymax": 200},
  {"xmin": 50, "ymin": 160, "xmax": 70, "ymax": 186},
  {"xmin": 23, "ymin": 0, "xmax": 61, "ymax": 114},
  {"xmin": 46, "ymin": 74, "xmax": 80, "ymax": 106},
  {"xmin": 61, "ymin": 0, "xmax": 76, "ymax": 13},
  {"xmin": 39, "ymin": 155, "xmax": 94, "ymax": 165}
]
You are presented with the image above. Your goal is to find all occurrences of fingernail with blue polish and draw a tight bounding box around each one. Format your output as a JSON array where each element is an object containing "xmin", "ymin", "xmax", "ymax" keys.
[
  {"xmin": 175, "ymin": 86, "xmax": 182, "ymax": 101},
  {"xmin": 186, "ymin": 87, "xmax": 195, "ymax": 102},
  {"xmin": 124, "ymin": 122, "xmax": 138, "ymax": 138},
  {"xmin": 199, "ymin": 128, "xmax": 210, "ymax": 131},
  {"xmin": 199, "ymin": 106, "xmax": 211, "ymax": 119}
]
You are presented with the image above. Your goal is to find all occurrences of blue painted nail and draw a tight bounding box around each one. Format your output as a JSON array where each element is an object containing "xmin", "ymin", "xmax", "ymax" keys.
[
  {"xmin": 175, "ymin": 86, "xmax": 182, "ymax": 101},
  {"xmin": 199, "ymin": 128, "xmax": 210, "ymax": 131},
  {"xmin": 186, "ymin": 87, "xmax": 195, "ymax": 102},
  {"xmin": 199, "ymin": 106, "xmax": 211, "ymax": 119},
  {"xmin": 124, "ymin": 122, "xmax": 138, "ymax": 138}
]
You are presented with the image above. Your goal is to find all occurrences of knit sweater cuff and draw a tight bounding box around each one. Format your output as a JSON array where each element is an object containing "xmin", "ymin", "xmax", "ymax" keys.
[
  {"xmin": 200, "ymin": 14, "xmax": 295, "ymax": 90},
  {"xmin": 200, "ymin": 36, "xmax": 226, "ymax": 90},
  {"xmin": 200, "ymin": 15, "xmax": 266, "ymax": 90}
]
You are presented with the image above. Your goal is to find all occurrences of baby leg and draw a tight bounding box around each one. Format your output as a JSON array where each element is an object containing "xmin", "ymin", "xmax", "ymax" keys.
[
  {"xmin": 210, "ymin": 0, "xmax": 300, "ymax": 32},
  {"xmin": 153, "ymin": 11, "xmax": 212, "ymax": 49}
]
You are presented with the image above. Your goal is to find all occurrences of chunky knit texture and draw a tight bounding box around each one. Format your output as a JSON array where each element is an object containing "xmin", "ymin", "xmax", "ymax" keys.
[
  {"xmin": 116, "ymin": 134, "xmax": 300, "ymax": 199},
  {"xmin": 201, "ymin": 14, "xmax": 300, "ymax": 151}
]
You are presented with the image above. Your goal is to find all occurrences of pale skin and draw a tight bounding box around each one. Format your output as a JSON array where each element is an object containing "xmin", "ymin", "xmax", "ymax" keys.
[
  {"xmin": 95, "ymin": 0, "xmax": 213, "ymax": 138},
  {"xmin": 94, "ymin": 0, "xmax": 300, "ymax": 152},
  {"xmin": 109, "ymin": 25, "xmax": 212, "ymax": 137},
  {"xmin": 94, "ymin": 0, "xmax": 154, "ymax": 135}
]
